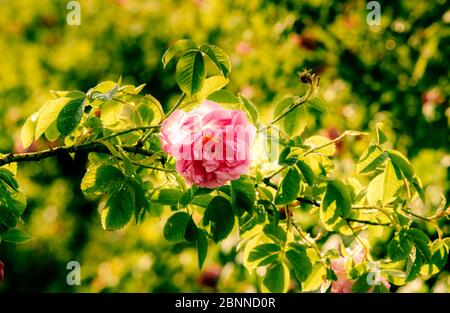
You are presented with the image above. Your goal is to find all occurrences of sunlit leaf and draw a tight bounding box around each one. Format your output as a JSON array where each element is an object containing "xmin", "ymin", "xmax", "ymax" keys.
[{"xmin": 176, "ymin": 50, "xmax": 206, "ymax": 96}]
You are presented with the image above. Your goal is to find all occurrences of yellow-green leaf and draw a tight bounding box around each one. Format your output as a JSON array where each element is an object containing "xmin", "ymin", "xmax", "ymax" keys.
[
  {"xmin": 305, "ymin": 136, "xmax": 336, "ymax": 156},
  {"xmin": 357, "ymin": 145, "xmax": 388, "ymax": 173},
  {"xmin": 21, "ymin": 112, "xmax": 39, "ymax": 148}
]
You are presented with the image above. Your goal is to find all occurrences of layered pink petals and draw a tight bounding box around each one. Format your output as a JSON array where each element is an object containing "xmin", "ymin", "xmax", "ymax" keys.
[{"xmin": 159, "ymin": 101, "xmax": 256, "ymax": 188}]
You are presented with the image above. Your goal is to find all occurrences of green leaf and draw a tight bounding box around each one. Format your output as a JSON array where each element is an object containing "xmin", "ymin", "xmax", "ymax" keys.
[
  {"xmin": 56, "ymin": 97, "xmax": 85, "ymax": 136},
  {"xmin": 163, "ymin": 212, "xmax": 190, "ymax": 242},
  {"xmin": 199, "ymin": 44, "xmax": 231, "ymax": 77},
  {"xmin": 320, "ymin": 179, "xmax": 352, "ymax": 231},
  {"xmin": 35, "ymin": 98, "xmax": 72, "ymax": 140},
  {"xmin": 306, "ymin": 97, "xmax": 327, "ymax": 114},
  {"xmin": 406, "ymin": 248, "xmax": 422, "ymax": 282},
  {"xmin": 135, "ymin": 100, "xmax": 154, "ymax": 126},
  {"xmin": 366, "ymin": 174, "xmax": 383, "ymax": 206},
  {"xmin": 366, "ymin": 160, "xmax": 403, "ymax": 206},
  {"xmin": 126, "ymin": 94, "xmax": 164, "ymax": 126},
  {"xmin": 302, "ymin": 263, "xmax": 326, "ymax": 292},
  {"xmin": 230, "ymin": 175, "xmax": 256, "ymax": 216},
  {"xmin": 184, "ymin": 216, "xmax": 198, "ymax": 242},
  {"xmin": 162, "ymin": 39, "xmax": 197, "ymax": 68},
  {"xmin": 262, "ymin": 261, "xmax": 290, "ymax": 293},
  {"xmin": 421, "ymin": 240, "xmax": 449, "ymax": 276},
  {"xmin": 203, "ymin": 196, "xmax": 235, "ymax": 243},
  {"xmin": 0, "ymin": 208, "xmax": 17, "ymax": 228},
  {"xmin": 1, "ymin": 228, "xmax": 32, "ymax": 244},
  {"xmin": 101, "ymin": 188, "xmax": 134, "ymax": 231},
  {"xmin": 0, "ymin": 169, "xmax": 19, "ymax": 191},
  {"xmin": 274, "ymin": 97, "xmax": 308, "ymax": 137},
  {"xmin": 179, "ymin": 186, "xmax": 213, "ymax": 207},
  {"xmin": 128, "ymin": 180, "xmax": 150, "ymax": 224},
  {"xmin": 120, "ymin": 83, "xmax": 146, "ymax": 95},
  {"xmin": 21, "ymin": 112, "xmax": 38, "ymax": 149},
  {"xmin": 357, "ymin": 145, "xmax": 388, "ymax": 173},
  {"xmin": 352, "ymin": 274, "xmax": 373, "ymax": 293},
  {"xmin": 207, "ymin": 90, "xmax": 241, "ymax": 110},
  {"xmin": 0, "ymin": 187, "xmax": 27, "ymax": 216},
  {"xmin": 82, "ymin": 165, "xmax": 125, "ymax": 195},
  {"xmin": 304, "ymin": 136, "xmax": 336, "ymax": 156},
  {"xmin": 263, "ymin": 224, "xmax": 286, "ymax": 245},
  {"xmin": 412, "ymin": 177, "xmax": 426, "ymax": 203},
  {"xmin": 44, "ymin": 121, "xmax": 60, "ymax": 142},
  {"xmin": 175, "ymin": 51, "xmax": 205, "ymax": 96},
  {"xmin": 376, "ymin": 122, "xmax": 388, "ymax": 145},
  {"xmin": 388, "ymin": 230, "xmax": 414, "ymax": 261},
  {"xmin": 387, "ymin": 150, "xmax": 415, "ymax": 182},
  {"xmin": 382, "ymin": 159, "xmax": 403, "ymax": 204},
  {"xmin": 278, "ymin": 146, "xmax": 292, "ymax": 165},
  {"xmin": 239, "ymin": 94, "xmax": 259, "ymax": 125},
  {"xmin": 285, "ymin": 244, "xmax": 312, "ymax": 282},
  {"xmin": 248, "ymin": 243, "xmax": 281, "ymax": 263},
  {"xmin": 295, "ymin": 160, "xmax": 315, "ymax": 187},
  {"xmin": 275, "ymin": 167, "xmax": 300, "ymax": 204},
  {"xmin": 197, "ymin": 228, "xmax": 208, "ymax": 269},
  {"xmin": 373, "ymin": 283, "xmax": 390, "ymax": 293},
  {"xmin": 195, "ymin": 75, "xmax": 229, "ymax": 101},
  {"xmin": 407, "ymin": 229, "xmax": 431, "ymax": 261},
  {"xmin": 158, "ymin": 188, "xmax": 183, "ymax": 206},
  {"xmin": 50, "ymin": 90, "xmax": 86, "ymax": 99},
  {"xmin": 179, "ymin": 188, "xmax": 196, "ymax": 207}
]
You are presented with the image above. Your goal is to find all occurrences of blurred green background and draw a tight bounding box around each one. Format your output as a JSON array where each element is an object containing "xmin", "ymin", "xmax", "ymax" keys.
[{"xmin": 0, "ymin": 0, "xmax": 448, "ymax": 292}]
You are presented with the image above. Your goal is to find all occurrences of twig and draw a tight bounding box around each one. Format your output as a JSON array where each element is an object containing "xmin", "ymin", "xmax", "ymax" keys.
[
  {"xmin": 99, "ymin": 125, "xmax": 161, "ymax": 142},
  {"xmin": 345, "ymin": 218, "xmax": 390, "ymax": 227},
  {"xmin": 166, "ymin": 93, "xmax": 187, "ymax": 117},
  {"xmin": 346, "ymin": 221, "xmax": 372, "ymax": 261},
  {"xmin": 0, "ymin": 142, "xmax": 155, "ymax": 167},
  {"xmin": 130, "ymin": 160, "xmax": 176, "ymax": 173}
]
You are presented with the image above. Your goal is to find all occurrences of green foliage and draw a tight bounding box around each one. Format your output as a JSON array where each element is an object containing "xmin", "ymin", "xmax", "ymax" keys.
[
  {"xmin": 1, "ymin": 228, "xmax": 32, "ymax": 244},
  {"xmin": 1, "ymin": 35, "xmax": 448, "ymax": 294},
  {"xmin": 56, "ymin": 97, "xmax": 86, "ymax": 136},
  {"xmin": 320, "ymin": 180, "xmax": 352, "ymax": 231},
  {"xmin": 175, "ymin": 51, "xmax": 205, "ymax": 96},
  {"xmin": 262, "ymin": 261, "xmax": 290, "ymax": 293},
  {"xmin": 230, "ymin": 175, "xmax": 256, "ymax": 216},
  {"xmin": 275, "ymin": 167, "xmax": 301, "ymax": 204},
  {"xmin": 199, "ymin": 44, "xmax": 231, "ymax": 78},
  {"xmin": 101, "ymin": 187, "xmax": 134, "ymax": 231},
  {"xmin": 357, "ymin": 145, "xmax": 388, "ymax": 174},
  {"xmin": 285, "ymin": 243, "xmax": 312, "ymax": 283},
  {"xmin": 203, "ymin": 196, "xmax": 235, "ymax": 243},
  {"xmin": 196, "ymin": 228, "xmax": 209, "ymax": 269},
  {"xmin": 163, "ymin": 212, "xmax": 191, "ymax": 242},
  {"xmin": 389, "ymin": 230, "xmax": 414, "ymax": 261}
]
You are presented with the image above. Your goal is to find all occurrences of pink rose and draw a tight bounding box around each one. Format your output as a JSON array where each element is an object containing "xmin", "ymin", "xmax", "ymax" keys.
[
  {"xmin": 159, "ymin": 101, "xmax": 256, "ymax": 188},
  {"xmin": 330, "ymin": 249, "xmax": 390, "ymax": 293}
]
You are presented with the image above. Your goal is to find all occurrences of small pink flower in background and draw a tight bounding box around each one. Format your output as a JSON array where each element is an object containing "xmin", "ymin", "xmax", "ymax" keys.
[
  {"xmin": 159, "ymin": 101, "xmax": 256, "ymax": 188},
  {"xmin": 330, "ymin": 248, "xmax": 390, "ymax": 293},
  {"xmin": 235, "ymin": 41, "xmax": 252, "ymax": 55}
]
